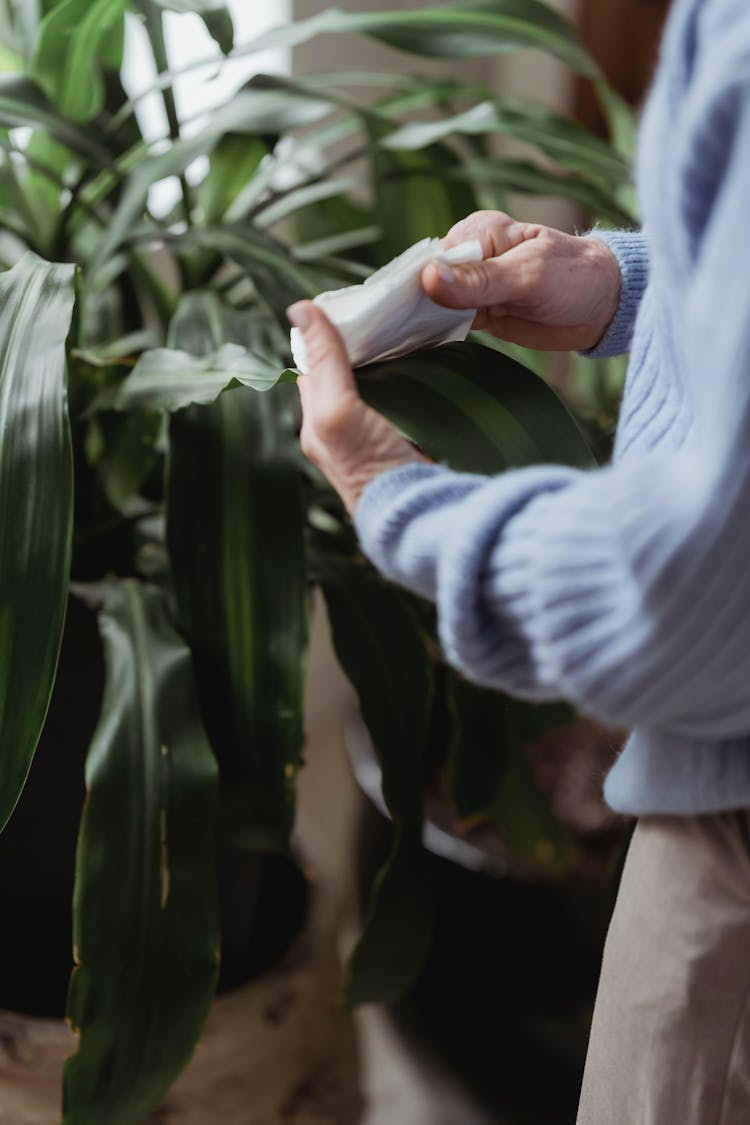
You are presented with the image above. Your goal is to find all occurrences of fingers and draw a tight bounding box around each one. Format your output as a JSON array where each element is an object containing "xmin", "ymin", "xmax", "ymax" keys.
[
  {"xmin": 287, "ymin": 300, "xmax": 357, "ymax": 407},
  {"xmin": 287, "ymin": 299, "xmax": 362, "ymax": 461},
  {"xmin": 421, "ymin": 255, "xmax": 518, "ymax": 311},
  {"xmin": 441, "ymin": 210, "xmax": 533, "ymax": 258},
  {"xmin": 428, "ymin": 210, "xmax": 546, "ymax": 310}
]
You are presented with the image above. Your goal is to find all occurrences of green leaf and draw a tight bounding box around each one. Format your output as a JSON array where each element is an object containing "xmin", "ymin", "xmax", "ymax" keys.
[
  {"xmin": 372, "ymin": 141, "xmax": 478, "ymax": 265},
  {"xmin": 383, "ymin": 100, "xmax": 629, "ymax": 186},
  {"xmin": 448, "ymin": 156, "xmax": 636, "ymax": 226},
  {"xmin": 0, "ymin": 39, "xmax": 22, "ymax": 72},
  {"xmin": 166, "ymin": 293, "xmax": 308, "ymax": 850},
  {"xmin": 593, "ymin": 79, "xmax": 639, "ymax": 220},
  {"xmin": 92, "ymin": 343, "xmax": 289, "ymax": 413},
  {"xmin": 337, "ymin": 1, "xmax": 595, "ymax": 73},
  {"xmin": 595, "ymin": 78, "xmax": 638, "ymax": 164},
  {"xmin": 23, "ymin": 131, "xmax": 69, "ymax": 252},
  {"xmin": 31, "ymin": 0, "xmax": 126, "ymax": 122},
  {"xmin": 167, "ymin": 288, "xmax": 263, "ymax": 354},
  {"xmin": 148, "ymin": 0, "xmax": 234, "ymax": 54},
  {"xmin": 0, "ymin": 142, "xmax": 38, "ymax": 240},
  {"xmin": 73, "ymin": 328, "xmax": 161, "ymax": 366},
  {"xmin": 87, "ymin": 88, "xmax": 331, "ymax": 280},
  {"xmin": 469, "ymin": 327, "xmax": 547, "ymax": 377},
  {"xmin": 254, "ymin": 175, "xmax": 362, "ymax": 231},
  {"xmin": 0, "ymin": 75, "xmax": 112, "ymax": 161},
  {"xmin": 63, "ymin": 581, "xmax": 220, "ymax": 1125},
  {"xmin": 347, "ymin": 829, "xmax": 434, "ymax": 1007},
  {"xmin": 166, "ymin": 224, "xmax": 320, "ymax": 307},
  {"xmin": 356, "ymin": 341, "xmax": 596, "ymax": 474},
  {"xmin": 85, "ymin": 410, "xmax": 160, "ymax": 510},
  {"xmin": 319, "ymin": 560, "xmax": 435, "ymax": 1006},
  {"xmin": 241, "ymin": 2, "xmax": 596, "ymax": 77},
  {"xmin": 197, "ymin": 134, "xmax": 268, "ymax": 225},
  {"xmin": 107, "ymin": 0, "xmax": 597, "ymax": 127},
  {"xmin": 293, "ymin": 225, "xmax": 381, "ymax": 262},
  {"xmin": 0, "ymin": 252, "xmax": 75, "ymax": 834}
]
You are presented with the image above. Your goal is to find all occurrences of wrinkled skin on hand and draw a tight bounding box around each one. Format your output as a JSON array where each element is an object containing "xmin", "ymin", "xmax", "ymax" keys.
[
  {"xmin": 421, "ymin": 210, "xmax": 621, "ymax": 352},
  {"xmin": 289, "ymin": 302, "xmax": 428, "ymax": 515},
  {"xmin": 291, "ymin": 210, "xmax": 622, "ymax": 511}
]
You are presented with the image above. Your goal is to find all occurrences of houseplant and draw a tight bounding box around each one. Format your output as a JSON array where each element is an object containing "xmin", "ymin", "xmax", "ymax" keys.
[{"xmin": 0, "ymin": 1, "xmax": 636, "ymax": 1120}]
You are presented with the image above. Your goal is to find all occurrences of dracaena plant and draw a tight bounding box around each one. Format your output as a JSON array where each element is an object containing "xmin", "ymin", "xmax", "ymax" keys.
[{"xmin": 0, "ymin": 0, "xmax": 635, "ymax": 1120}]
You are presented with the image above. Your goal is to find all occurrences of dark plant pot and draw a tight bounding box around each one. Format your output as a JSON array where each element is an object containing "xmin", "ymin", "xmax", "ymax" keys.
[
  {"xmin": 346, "ymin": 710, "xmax": 621, "ymax": 1125},
  {"xmin": 0, "ymin": 594, "xmax": 307, "ymax": 1019}
]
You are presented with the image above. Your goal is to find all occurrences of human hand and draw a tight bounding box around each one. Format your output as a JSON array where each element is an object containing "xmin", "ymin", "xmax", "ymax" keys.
[
  {"xmin": 421, "ymin": 210, "xmax": 621, "ymax": 352},
  {"xmin": 287, "ymin": 301, "xmax": 429, "ymax": 515}
]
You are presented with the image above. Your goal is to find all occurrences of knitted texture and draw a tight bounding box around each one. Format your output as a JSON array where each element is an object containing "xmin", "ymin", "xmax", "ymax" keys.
[
  {"xmin": 580, "ymin": 229, "xmax": 649, "ymax": 358},
  {"xmin": 354, "ymin": 0, "xmax": 750, "ymax": 816}
]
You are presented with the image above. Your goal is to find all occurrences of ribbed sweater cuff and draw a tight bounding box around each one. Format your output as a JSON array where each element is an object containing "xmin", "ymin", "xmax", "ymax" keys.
[
  {"xmin": 579, "ymin": 229, "xmax": 649, "ymax": 358},
  {"xmin": 354, "ymin": 461, "xmax": 486, "ymax": 598}
]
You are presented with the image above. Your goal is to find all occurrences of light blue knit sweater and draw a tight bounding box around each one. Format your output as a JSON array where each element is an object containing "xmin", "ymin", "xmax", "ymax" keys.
[{"xmin": 353, "ymin": 0, "xmax": 750, "ymax": 816}]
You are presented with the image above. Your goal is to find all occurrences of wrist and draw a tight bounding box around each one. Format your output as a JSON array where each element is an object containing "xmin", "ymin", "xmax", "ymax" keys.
[{"xmin": 346, "ymin": 450, "xmax": 430, "ymax": 515}]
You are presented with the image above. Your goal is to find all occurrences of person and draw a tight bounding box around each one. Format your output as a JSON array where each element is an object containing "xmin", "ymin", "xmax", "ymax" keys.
[{"xmin": 286, "ymin": 0, "xmax": 750, "ymax": 1119}]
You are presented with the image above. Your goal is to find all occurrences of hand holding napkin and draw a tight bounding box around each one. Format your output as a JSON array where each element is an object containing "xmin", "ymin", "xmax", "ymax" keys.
[{"xmin": 290, "ymin": 236, "xmax": 483, "ymax": 375}]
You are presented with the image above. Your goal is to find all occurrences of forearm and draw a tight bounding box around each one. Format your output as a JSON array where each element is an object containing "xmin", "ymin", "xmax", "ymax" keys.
[{"xmin": 354, "ymin": 443, "xmax": 750, "ymax": 739}]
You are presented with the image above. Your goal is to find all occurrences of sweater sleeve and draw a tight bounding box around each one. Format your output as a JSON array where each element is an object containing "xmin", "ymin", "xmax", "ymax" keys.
[
  {"xmin": 354, "ymin": 75, "xmax": 750, "ymax": 743},
  {"xmin": 578, "ymin": 229, "xmax": 649, "ymax": 358}
]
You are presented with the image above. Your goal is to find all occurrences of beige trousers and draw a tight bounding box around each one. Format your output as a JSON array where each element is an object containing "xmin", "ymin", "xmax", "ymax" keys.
[{"xmin": 577, "ymin": 811, "xmax": 750, "ymax": 1124}]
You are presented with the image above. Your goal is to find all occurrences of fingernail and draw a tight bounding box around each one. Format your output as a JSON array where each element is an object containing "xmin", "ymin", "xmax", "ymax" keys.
[
  {"xmin": 433, "ymin": 259, "xmax": 456, "ymax": 284},
  {"xmin": 286, "ymin": 301, "xmax": 313, "ymax": 332}
]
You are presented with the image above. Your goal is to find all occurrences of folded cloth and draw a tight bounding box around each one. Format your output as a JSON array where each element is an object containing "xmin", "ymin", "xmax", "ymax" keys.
[{"xmin": 290, "ymin": 236, "xmax": 483, "ymax": 375}]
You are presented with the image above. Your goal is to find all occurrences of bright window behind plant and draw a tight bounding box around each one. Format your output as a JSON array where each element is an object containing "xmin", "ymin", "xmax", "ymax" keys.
[{"xmin": 122, "ymin": 0, "xmax": 291, "ymax": 216}]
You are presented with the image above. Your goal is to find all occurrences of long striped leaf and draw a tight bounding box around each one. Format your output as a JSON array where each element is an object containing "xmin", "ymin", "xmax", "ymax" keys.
[
  {"xmin": 87, "ymin": 90, "xmax": 331, "ymax": 281},
  {"xmin": 326, "ymin": 1, "xmax": 596, "ymax": 74},
  {"xmin": 93, "ymin": 344, "xmax": 289, "ymax": 413},
  {"xmin": 0, "ymin": 75, "xmax": 111, "ymax": 161},
  {"xmin": 63, "ymin": 581, "xmax": 220, "ymax": 1125},
  {"xmin": 356, "ymin": 341, "xmax": 595, "ymax": 474},
  {"xmin": 105, "ymin": 0, "xmax": 598, "ymax": 127},
  {"xmin": 319, "ymin": 560, "xmax": 435, "ymax": 1006},
  {"xmin": 165, "ymin": 294, "xmax": 308, "ymax": 851},
  {"xmin": 372, "ymin": 141, "xmax": 479, "ymax": 265},
  {"xmin": 161, "ymin": 224, "xmax": 321, "ymax": 307},
  {"xmin": 383, "ymin": 100, "xmax": 629, "ymax": 186},
  {"xmin": 223, "ymin": 2, "xmax": 596, "ymax": 77},
  {"xmin": 198, "ymin": 135, "xmax": 268, "ymax": 225},
  {"xmin": 444, "ymin": 157, "xmax": 636, "ymax": 226},
  {"xmin": 166, "ymin": 389, "xmax": 307, "ymax": 850},
  {"xmin": 31, "ymin": 0, "xmax": 126, "ymax": 122},
  {"xmin": 0, "ymin": 252, "xmax": 75, "ymax": 833}
]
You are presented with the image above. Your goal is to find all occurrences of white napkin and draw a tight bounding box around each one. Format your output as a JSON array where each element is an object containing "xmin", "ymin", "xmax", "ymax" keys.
[{"xmin": 290, "ymin": 236, "xmax": 483, "ymax": 375}]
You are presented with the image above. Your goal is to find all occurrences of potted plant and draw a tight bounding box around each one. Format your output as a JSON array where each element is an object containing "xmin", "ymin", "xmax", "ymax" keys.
[{"xmin": 0, "ymin": 1, "xmax": 636, "ymax": 1120}]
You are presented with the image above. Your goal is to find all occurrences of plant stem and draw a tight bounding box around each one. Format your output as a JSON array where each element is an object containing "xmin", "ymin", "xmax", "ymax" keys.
[{"xmin": 140, "ymin": 3, "xmax": 193, "ymax": 236}]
